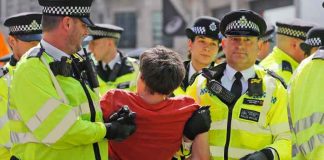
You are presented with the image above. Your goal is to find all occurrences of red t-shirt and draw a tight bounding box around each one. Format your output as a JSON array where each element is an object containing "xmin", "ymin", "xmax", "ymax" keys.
[{"xmin": 100, "ymin": 89, "xmax": 200, "ymax": 160}]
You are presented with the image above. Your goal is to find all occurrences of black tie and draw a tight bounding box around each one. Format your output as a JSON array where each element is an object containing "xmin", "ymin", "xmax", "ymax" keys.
[{"xmin": 231, "ymin": 72, "xmax": 243, "ymax": 99}]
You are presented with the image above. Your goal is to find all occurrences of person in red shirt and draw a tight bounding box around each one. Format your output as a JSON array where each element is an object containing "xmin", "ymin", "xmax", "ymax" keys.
[{"xmin": 101, "ymin": 46, "xmax": 211, "ymax": 160}]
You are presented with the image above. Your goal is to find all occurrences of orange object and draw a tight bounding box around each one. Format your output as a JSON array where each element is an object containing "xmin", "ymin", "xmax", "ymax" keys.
[{"xmin": 0, "ymin": 32, "xmax": 10, "ymax": 66}]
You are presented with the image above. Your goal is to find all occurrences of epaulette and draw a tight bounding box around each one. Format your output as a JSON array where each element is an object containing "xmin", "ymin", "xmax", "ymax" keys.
[
  {"xmin": 27, "ymin": 46, "xmax": 44, "ymax": 59},
  {"xmin": 202, "ymin": 62, "xmax": 226, "ymax": 81},
  {"xmin": 0, "ymin": 67, "xmax": 9, "ymax": 78},
  {"xmin": 201, "ymin": 68, "xmax": 216, "ymax": 80},
  {"xmin": 265, "ymin": 69, "xmax": 287, "ymax": 89},
  {"xmin": 281, "ymin": 60, "xmax": 293, "ymax": 73}
]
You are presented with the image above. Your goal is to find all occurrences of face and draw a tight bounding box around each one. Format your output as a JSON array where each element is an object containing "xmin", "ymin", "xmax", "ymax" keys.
[
  {"xmin": 222, "ymin": 35, "xmax": 261, "ymax": 71},
  {"xmin": 188, "ymin": 36, "xmax": 219, "ymax": 67},
  {"xmin": 8, "ymin": 36, "xmax": 39, "ymax": 60},
  {"xmin": 258, "ymin": 41, "xmax": 271, "ymax": 60},
  {"xmin": 67, "ymin": 18, "xmax": 89, "ymax": 53},
  {"xmin": 88, "ymin": 38, "xmax": 117, "ymax": 62},
  {"xmin": 293, "ymin": 39, "xmax": 307, "ymax": 63}
]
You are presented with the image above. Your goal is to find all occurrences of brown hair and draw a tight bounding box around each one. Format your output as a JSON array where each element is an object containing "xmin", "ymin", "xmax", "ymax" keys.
[{"xmin": 139, "ymin": 46, "xmax": 185, "ymax": 95}]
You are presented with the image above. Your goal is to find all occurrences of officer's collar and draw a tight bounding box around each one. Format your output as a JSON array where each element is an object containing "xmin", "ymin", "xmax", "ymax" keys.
[
  {"xmin": 224, "ymin": 64, "xmax": 255, "ymax": 81},
  {"xmin": 40, "ymin": 39, "xmax": 71, "ymax": 61},
  {"xmin": 106, "ymin": 52, "xmax": 121, "ymax": 69}
]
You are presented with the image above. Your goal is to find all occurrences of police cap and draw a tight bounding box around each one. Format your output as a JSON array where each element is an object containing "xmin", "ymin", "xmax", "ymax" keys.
[
  {"xmin": 4, "ymin": 12, "xmax": 42, "ymax": 42},
  {"xmin": 261, "ymin": 23, "xmax": 275, "ymax": 42},
  {"xmin": 300, "ymin": 27, "xmax": 324, "ymax": 52},
  {"xmin": 38, "ymin": 0, "xmax": 94, "ymax": 26},
  {"xmin": 185, "ymin": 16, "xmax": 220, "ymax": 40},
  {"xmin": 276, "ymin": 18, "xmax": 315, "ymax": 40},
  {"xmin": 88, "ymin": 24, "xmax": 124, "ymax": 40},
  {"xmin": 220, "ymin": 9, "xmax": 266, "ymax": 37}
]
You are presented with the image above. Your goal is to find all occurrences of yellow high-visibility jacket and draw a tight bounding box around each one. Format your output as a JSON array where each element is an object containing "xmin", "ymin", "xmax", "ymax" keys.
[
  {"xmin": 0, "ymin": 62, "xmax": 15, "ymax": 160},
  {"xmin": 289, "ymin": 48, "xmax": 324, "ymax": 160},
  {"xmin": 96, "ymin": 55, "xmax": 139, "ymax": 96},
  {"xmin": 260, "ymin": 47, "xmax": 299, "ymax": 84},
  {"xmin": 9, "ymin": 45, "xmax": 108, "ymax": 160},
  {"xmin": 187, "ymin": 64, "xmax": 291, "ymax": 160}
]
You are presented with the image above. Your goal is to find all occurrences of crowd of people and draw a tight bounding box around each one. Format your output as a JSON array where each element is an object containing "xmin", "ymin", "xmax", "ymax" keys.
[{"xmin": 0, "ymin": 0, "xmax": 323, "ymax": 160}]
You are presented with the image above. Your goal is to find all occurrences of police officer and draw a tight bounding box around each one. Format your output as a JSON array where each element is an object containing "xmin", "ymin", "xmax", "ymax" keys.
[
  {"xmin": 299, "ymin": 27, "xmax": 324, "ymax": 56},
  {"xmin": 260, "ymin": 19, "xmax": 314, "ymax": 83},
  {"xmin": 173, "ymin": 16, "xmax": 221, "ymax": 96},
  {"xmin": 88, "ymin": 24, "xmax": 139, "ymax": 94},
  {"xmin": 288, "ymin": 28, "xmax": 324, "ymax": 160},
  {"xmin": 9, "ymin": 0, "xmax": 136, "ymax": 159},
  {"xmin": 0, "ymin": 12, "xmax": 42, "ymax": 160},
  {"xmin": 256, "ymin": 23, "xmax": 275, "ymax": 64},
  {"xmin": 187, "ymin": 10, "xmax": 291, "ymax": 160}
]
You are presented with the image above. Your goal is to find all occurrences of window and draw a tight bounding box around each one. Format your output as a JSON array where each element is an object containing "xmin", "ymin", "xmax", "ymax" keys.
[
  {"xmin": 115, "ymin": 12, "xmax": 137, "ymax": 48},
  {"xmin": 152, "ymin": 11, "xmax": 173, "ymax": 47}
]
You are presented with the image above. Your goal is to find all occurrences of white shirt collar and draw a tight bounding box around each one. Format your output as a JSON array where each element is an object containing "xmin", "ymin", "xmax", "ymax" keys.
[
  {"xmin": 103, "ymin": 52, "xmax": 121, "ymax": 70},
  {"xmin": 40, "ymin": 39, "xmax": 71, "ymax": 61},
  {"xmin": 224, "ymin": 64, "xmax": 255, "ymax": 81},
  {"xmin": 188, "ymin": 61, "xmax": 197, "ymax": 82}
]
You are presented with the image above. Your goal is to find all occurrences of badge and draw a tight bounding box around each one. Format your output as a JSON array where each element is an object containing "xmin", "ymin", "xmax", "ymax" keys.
[
  {"xmin": 243, "ymin": 98, "xmax": 263, "ymax": 106},
  {"xmin": 239, "ymin": 108, "xmax": 260, "ymax": 122},
  {"xmin": 117, "ymin": 81, "xmax": 130, "ymax": 89},
  {"xmin": 209, "ymin": 22, "xmax": 217, "ymax": 31},
  {"xmin": 247, "ymin": 78, "xmax": 263, "ymax": 97}
]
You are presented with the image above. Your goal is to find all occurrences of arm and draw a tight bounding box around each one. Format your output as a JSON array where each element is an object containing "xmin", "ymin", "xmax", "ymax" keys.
[
  {"xmin": 190, "ymin": 132, "xmax": 210, "ymax": 160},
  {"xmin": 11, "ymin": 60, "xmax": 106, "ymax": 148}
]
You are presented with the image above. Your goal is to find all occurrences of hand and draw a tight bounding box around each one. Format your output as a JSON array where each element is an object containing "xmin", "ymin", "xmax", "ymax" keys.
[
  {"xmin": 184, "ymin": 106, "xmax": 211, "ymax": 140},
  {"xmin": 105, "ymin": 105, "xmax": 137, "ymax": 141},
  {"xmin": 240, "ymin": 149, "xmax": 273, "ymax": 160},
  {"xmin": 106, "ymin": 105, "xmax": 133, "ymax": 123}
]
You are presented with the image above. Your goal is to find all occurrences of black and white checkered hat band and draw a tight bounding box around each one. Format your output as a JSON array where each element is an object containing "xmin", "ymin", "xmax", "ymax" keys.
[
  {"xmin": 225, "ymin": 19, "xmax": 260, "ymax": 33},
  {"xmin": 305, "ymin": 37, "xmax": 322, "ymax": 46},
  {"xmin": 277, "ymin": 27, "xmax": 306, "ymax": 39},
  {"xmin": 9, "ymin": 20, "xmax": 41, "ymax": 33},
  {"xmin": 191, "ymin": 26, "xmax": 206, "ymax": 35},
  {"xmin": 89, "ymin": 29, "xmax": 121, "ymax": 39},
  {"xmin": 43, "ymin": 6, "xmax": 91, "ymax": 16}
]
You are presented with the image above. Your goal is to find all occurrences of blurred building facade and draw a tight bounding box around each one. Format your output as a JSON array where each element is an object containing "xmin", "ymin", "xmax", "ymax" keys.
[{"xmin": 0, "ymin": 0, "xmax": 322, "ymax": 58}]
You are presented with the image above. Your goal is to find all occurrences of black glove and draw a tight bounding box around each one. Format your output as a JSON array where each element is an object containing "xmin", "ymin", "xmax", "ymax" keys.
[
  {"xmin": 105, "ymin": 106, "xmax": 137, "ymax": 141},
  {"xmin": 183, "ymin": 106, "xmax": 211, "ymax": 140},
  {"xmin": 106, "ymin": 105, "xmax": 133, "ymax": 123},
  {"xmin": 240, "ymin": 148, "xmax": 274, "ymax": 160}
]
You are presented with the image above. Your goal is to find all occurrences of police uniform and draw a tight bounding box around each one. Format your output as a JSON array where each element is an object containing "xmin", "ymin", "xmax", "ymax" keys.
[
  {"xmin": 260, "ymin": 19, "xmax": 314, "ymax": 84},
  {"xmin": 0, "ymin": 12, "xmax": 42, "ymax": 160},
  {"xmin": 88, "ymin": 24, "xmax": 139, "ymax": 95},
  {"xmin": 300, "ymin": 27, "xmax": 324, "ymax": 55},
  {"xmin": 255, "ymin": 24, "xmax": 275, "ymax": 64},
  {"xmin": 289, "ymin": 28, "xmax": 324, "ymax": 160},
  {"xmin": 186, "ymin": 10, "xmax": 291, "ymax": 160},
  {"xmin": 173, "ymin": 16, "xmax": 220, "ymax": 96},
  {"xmin": 9, "ymin": 0, "xmax": 111, "ymax": 160}
]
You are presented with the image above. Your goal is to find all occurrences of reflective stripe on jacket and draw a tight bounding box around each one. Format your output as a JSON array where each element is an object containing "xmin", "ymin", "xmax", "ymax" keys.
[{"xmin": 289, "ymin": 49, "xmax": 324, "ymax": 160}]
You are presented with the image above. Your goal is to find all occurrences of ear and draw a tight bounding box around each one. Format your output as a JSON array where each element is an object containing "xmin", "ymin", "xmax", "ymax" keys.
[
  {"xmin": 7, "ymin": 35, "xmax": 17, "ymax": 49},
  {"xmin": 257, "ymin": 39, "xmax": 263, "ymax": 50},
  {"xmin": 61, "ymin": 16, "xmax": 72, "ymax": 31},
  {"xmin": 187, "ymin": 39, "xmax": 193, "ymax": 49},
  {"xmin": 221, "ymin": 38, "xmax": 226, "ymax": 49}
]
